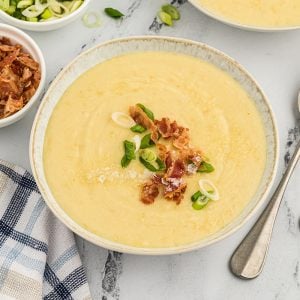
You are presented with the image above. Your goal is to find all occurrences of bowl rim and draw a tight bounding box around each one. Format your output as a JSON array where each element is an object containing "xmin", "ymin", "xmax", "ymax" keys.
[
  {"xmin": 30, "ymin": 36, "xmax": 279, "ymax": 255},
  {"xmin": 0, "ymin": 0, "xmax": 90, "ymax": 29},
  {"xmin": 0, "ymin": 23, "xmax": 46, "ymax": 127},
  {"xmin": 189, "ymin": 0, "xmax": 300, "ymax": 32}
]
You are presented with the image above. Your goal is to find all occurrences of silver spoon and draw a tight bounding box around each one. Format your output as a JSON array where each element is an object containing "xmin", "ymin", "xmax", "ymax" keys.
[{"xmin": 230, "ymin": 93, "xmax": 300, "ymax": 279}]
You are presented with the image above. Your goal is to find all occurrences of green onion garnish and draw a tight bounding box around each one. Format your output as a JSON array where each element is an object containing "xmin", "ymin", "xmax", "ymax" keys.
[
  {"xmin": 137, "ymin": 103, "xmax": 155, "ymax": 121},
  {"xmin": 140, "ymin": 133, "xmax": 155, "ymax": 149},
  {"xmin": 121, "ymin": 140, "xmax": 136, "ymax": 168},
  {"xmin": 192, "ymin": 197, "xmax": 209, "ymax": 210},
  {"xmin": 158, "ymin": 11, "xmax": 173, "ymax": 26},
  {"xmin": 191, "ymin": 190, "xmax": 214, "ymax": 210},
  {"xmin": 161, "ymin": 4, "xmax": 180, "ymax": 20},
  {"xmin": 139, "ymin": 156, "xmax": 165, "ymax": 172},
  {"xmin": 1, "ymin": 0, "xmax": 84, "ymax": 22},
  {"xmin": 121, "ymin": 155, "xmax": 131, "ymax": 168},
  {"xmin": 197, "ymin": 161, "xmax": 215, "ymax": 173},
  {"xmin": 191, "ymin": 191, "xmax": 201, "ymax": 202},
  {"xmin": 130, "ymin": 124, "xmax": 146, "ymax": 133},
  {"xmin": 140, "ymin": 149, "xmax": 157, "ymax": 162},
  {"xmin": 104, "ymin": 7, "xmax": 124, "ymax": 18}
]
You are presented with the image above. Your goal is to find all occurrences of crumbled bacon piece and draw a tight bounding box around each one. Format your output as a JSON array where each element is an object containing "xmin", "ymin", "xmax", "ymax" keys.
[
  {"xmin": 129, "ymin": 104, "xmax": 161, "ymax": 142},
  {"xmin": 129, "ymin": 105, "xmax": 155, "ymax": 130},
  {"xmin": 167, "ymin": 159, "xmax": 185, "ymax": 178},
  {"xmin": 155, "ymin": 117, "xmax": 175, "ymax": 138},
  {"xmin": 173, "ymin": 127, "xmax": 190, "ymax": 149},
  {"xmin": 0, "ymin": 38, "xmax": 41, "ymax": 119},
  {"xmin": 155, "ymin": 117, "xmax": 190, "ymax": 149},
  {"xmin": 180, "ymin": 148, "xmax": 203, "ymax": 174},
  {"xmin": 163, "ymin": 179, "xmax": 187, "ymax": 205},
  {"xmin": 141, "ymin": 180, "xmax": 160, "ymax": 204}
]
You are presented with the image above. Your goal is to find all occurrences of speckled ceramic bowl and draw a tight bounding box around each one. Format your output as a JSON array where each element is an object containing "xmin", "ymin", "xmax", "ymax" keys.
[
  {"xmin": 189, "ymin": 0, "xmax": 300, "ymax": 32},
  {"xmin": 30, "ymin": 36, "xmax": 279, "ymax": 255}
]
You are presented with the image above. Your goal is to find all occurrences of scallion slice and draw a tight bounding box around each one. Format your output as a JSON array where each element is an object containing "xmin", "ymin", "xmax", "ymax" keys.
[
  {"xmin": 82, "ymin": 11, "xmax": 101, "ymax": 28},
  {"xmin": 121, "ymin": 140, "xmax": 136, "ymax": 168},
  {"xmin": 140, "ymin": 133, "xmax": 155, "ymax": 149},
  {"xmin": 137, "ymin": 103, "xmax": 155, "ymax": 121},
  {"xmin": 111, "ymin": 112, "xmax": 135, "ymax": 128},
  {"xmin": 130, "ymin": 124, "xmax": 146, "ymax": 133},
  {"xmin": 139, "ymin": 156, "xmax": 165, "ymax": 172},
  {"xmin": 197, "ymin": 161, "xmax": 215, "ymax": 173},
  {"xmin": 140, "ymin": 149, "xmax": 157, "ymax": 162},
  {"xmin": 132, "ymin": 135, "xmax": 141, "ymax": 153},
  {"xmin": 161, "ymin": 4, "xmax": 180, "ymax": 20},
  {"xmin": 198, "ymin": 179, "xmax": 219, "ymax": 201},
  {"xmin": 192, "ymin": 197, "xmax": 209, "ymax": 210}
]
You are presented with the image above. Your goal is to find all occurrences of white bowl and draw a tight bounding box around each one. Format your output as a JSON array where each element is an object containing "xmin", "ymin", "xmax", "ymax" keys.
[
  {"xmin": 189, "ymin": 0, "xmax": 300, "ymax": 32},
  {"xmin": 0, "ymin": 24, "xmax": 46, "ymax": 128},
  {"xmin": 0, "ymin": 0, "xmax": 90, "ymax": 32},
  {"xmin": 30, "ymin": 36, "xmax": 279, "ymax": 255}
]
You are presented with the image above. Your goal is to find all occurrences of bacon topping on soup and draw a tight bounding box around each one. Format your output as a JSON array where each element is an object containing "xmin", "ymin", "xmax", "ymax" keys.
[{"xmin": 113, "ymin": 103, "xmax": 216, "ymax": 206}]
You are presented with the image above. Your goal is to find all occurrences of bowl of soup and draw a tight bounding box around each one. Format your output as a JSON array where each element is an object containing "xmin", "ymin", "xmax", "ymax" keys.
[
  {"xmin": 30, "ymin": 36, "xmax": 279, "ymax": 254},
  {"xmin": 190, "ymin": 0, "xmax": 300, "ymax": 31}
]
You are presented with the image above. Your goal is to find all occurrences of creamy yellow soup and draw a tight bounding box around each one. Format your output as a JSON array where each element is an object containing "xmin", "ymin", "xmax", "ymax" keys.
[
  {"xmin": 197, "ymin": 0, "xmax": 300, "ymax": 28},
  {"xmin": 44, "ymin": 52, "xmax": 266, "ymax": 248}
]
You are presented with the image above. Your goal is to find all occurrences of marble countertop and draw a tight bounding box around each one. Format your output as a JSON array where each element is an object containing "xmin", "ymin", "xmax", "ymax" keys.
[{"xmin": 0, "ymin": 0, "xmax": 300, "ymax": 299}]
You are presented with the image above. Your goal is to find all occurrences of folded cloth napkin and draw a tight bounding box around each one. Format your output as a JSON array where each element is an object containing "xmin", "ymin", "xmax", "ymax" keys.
[{"xmin": 0, "ymin": 160, "xmax": 91, "ymax": 300}]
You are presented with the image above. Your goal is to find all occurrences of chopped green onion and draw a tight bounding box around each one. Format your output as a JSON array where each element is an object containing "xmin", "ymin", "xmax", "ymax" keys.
[
  {"xmin": 41, "ymin": 8, "xmax": 53, "ymax": 19},
  {"xmin": 70, "ymin": 0, "xmax": 82, "ymax": 13},
  {"xmin": 197, "ymin": 161, "xmax": 215, "ymax": 173},
  {"xmin": 104, "ymin": 7, "xmax": 124, "ymax": 18},
  {"xmin": 191, "ymin": 190, "xmax": 214, "ymax": 210},
  {"xmin": 82, "ymin": 12, "xmax": 101, "ymax": 28},
  {"xmin": 6, "ymin": 5, "xmax": 16, "ymax": 14},
  {"xmin": 158, "ymin": 11, "xmax": 173, "ymax": 26},
  {"xmin": 198, "ymin": 179, "xmax": 219, "ymax": 201},
  {"xmin": 121, "ymin": 140, "xmax": 136, "ymax": 168},
  {"xmin": 124, "ymin": 140, "xmax": 136, "ymax": 160},
  {"xmin": 2, "ymin": 0, "xmax": 84, "ymax": 22},
  {"xmin": 121, "ymin": 155, "xmax": 131, "ymax": 168},
  {"xmin": 140, "ymin": 133, "xmax": 155, "ymax": 149},
  {"xmin": 161, "ymin": 4, "xmax": 180, "ymax": 20},
  {"xmin": 140, "ymin": 149, "xmax": 157, "ymax": 163},
  {"xmin": 137, "ymin": 103, "xmax": 155, "ymax": 121},
  {"xmin": 26, "ymin": 16, "xmax": 38, "ymax": 21},
  {"xmin": 130, "ymin": 124, "xmax": 146, "ymax": 133},
  {"xmin": 0, "ymin": 0, "xmax": 10, "ymax": 11},
  {"xmin": 192, "ymin": 197, "xmax": 209, "ymax": 210},
  {"xmin": 139, "ymin": 156, "xmax": 165, "ymax": 172},
  {"xmin": 191, "ymin": 191, "xmax": 201, "ymax": 202},
  {"xmin": 17, "ymin": 0, "xmax": 33, "ymax": 9}
]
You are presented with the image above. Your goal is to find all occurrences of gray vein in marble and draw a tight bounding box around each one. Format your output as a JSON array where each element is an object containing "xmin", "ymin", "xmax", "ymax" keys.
[
  {"xmin": 294, "ymin": 262, "xmax": 300, "ymax": 288},
  {"xmin": 124, "ymin": 0, "xmax": 142, "ymax": 20},
  {"xmin": 283, "ymin": 126, "xmax": 299, "ymax": 235},
  {"xmin": 149, "ymin": 0, "xmax": 187, "ymax": 33},
  {"xmin": 101, "ymin": 251, "xmax": 123, "ymax": 300},
  {"xmin": 284, "ymin": 126, "xmax": 300, "ymax": 166}
]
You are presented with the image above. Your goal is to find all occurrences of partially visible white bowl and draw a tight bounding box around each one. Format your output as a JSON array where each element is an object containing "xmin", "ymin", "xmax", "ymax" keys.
[
  {"xmin": 0, "ymin": 24, "xmax": 46, "ymax": 128},
  {"xmin": 0, "ymin": 0, "xmax": 90, "ymax": 31},
  {"xmin": 189, "ymin": 0, "xmax": 300, "ymax": 32}
]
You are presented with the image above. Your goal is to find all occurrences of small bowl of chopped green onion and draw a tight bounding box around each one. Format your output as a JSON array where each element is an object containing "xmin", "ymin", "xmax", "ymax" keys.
[{"xmin": 0, "ymin": 0, "xmax": 90, "ymax": 31}]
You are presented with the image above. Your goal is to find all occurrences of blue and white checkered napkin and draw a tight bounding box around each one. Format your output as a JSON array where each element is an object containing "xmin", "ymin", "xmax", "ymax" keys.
[{"xmin": 0, "ymin": 159, "xmax": 91, "ymax": 300}]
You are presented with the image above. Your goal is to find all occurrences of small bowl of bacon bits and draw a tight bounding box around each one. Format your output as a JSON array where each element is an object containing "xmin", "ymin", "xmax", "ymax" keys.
[
  {"xmin": 0, "ymin": 24, "xmax": 46, "ymax": 128},
  {"xmin": 0, "ymin": 0, "xmax": 90, "ymax": 31}
]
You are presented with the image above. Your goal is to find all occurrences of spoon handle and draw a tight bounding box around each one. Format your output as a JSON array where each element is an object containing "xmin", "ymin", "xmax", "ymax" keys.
[{"xmin": 230, "ymin": 141, "xmax": 300, "ymax": 279}]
